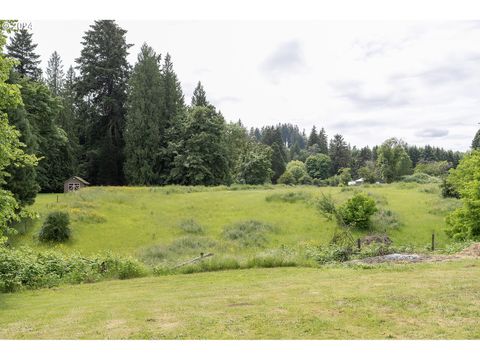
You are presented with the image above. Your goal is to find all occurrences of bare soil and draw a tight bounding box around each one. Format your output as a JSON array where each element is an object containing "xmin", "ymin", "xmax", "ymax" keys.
[{"xmin": 351, "ymin": 243, "xmax": 480, "ymax": 264}]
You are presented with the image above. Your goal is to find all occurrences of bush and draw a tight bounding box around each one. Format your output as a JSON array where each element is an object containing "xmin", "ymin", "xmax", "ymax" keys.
[
  {"xmin": 39, "ymin": 211, "xmax": 71, "ymax": 243},
  {"xmin": 445, "ymin": 151, "xmax": 480, "ymax": 242},
  {"xmin": 401, "ymin": 172, "xmax": 440, "ymax": 184},
  {"xmin": 414, "ymin": 161, "xmax": 451, "ymax": 176},
  {"xmin": 338, "ymin": 193, "xmax": 377, "ymax": 229},
  {"xmin": 179, "ymin": 218, "xmax": 204, "ymax": 234},
  {"xmin": 307, "ymin": 244, "xmax": 354, "ymax": 264},
  {"xmin": 278, "ymin": 161, "xmax": 309, "ymax": 185},
  {"xmin": 265, "ymin": 191, "xmax": 311, "ymax": 203},
  {"xmin": 222, "ymin": 220, "xmax": 274, "ymax": 247},
  {"xmin": 0, "ymin": 248, "xmax": 147, "ymax": 293},
  {"xmin": 440, "ymin": 177, "xmax": 460, "ymax": 198}
]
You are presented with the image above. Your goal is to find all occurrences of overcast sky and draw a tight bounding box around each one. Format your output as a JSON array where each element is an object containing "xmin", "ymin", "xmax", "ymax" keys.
[{"xmin": 25, "ymin": 20, "xmax": 480, "ymax": 151}]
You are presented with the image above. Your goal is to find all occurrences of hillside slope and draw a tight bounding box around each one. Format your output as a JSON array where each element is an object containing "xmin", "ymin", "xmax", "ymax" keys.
[{"xmin": 11, "ymin": 184, "xmax": 459, "ymax": 261}]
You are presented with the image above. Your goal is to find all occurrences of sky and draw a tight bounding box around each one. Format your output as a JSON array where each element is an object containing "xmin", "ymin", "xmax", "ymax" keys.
[{"xmin": 23, "ymin": 20, "xmax": 480, "ymax": 151}]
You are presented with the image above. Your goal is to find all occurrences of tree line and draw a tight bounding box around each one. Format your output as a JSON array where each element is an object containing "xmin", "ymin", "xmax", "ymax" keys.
[{"xmin": 1, "ymin": 20, "xmax": 468, "ymax": 206}]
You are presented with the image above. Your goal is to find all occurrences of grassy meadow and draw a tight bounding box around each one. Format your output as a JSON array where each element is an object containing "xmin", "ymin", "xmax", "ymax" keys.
[
  {"xmin": 1, "ymin": 260, "xmax": 480, "ymax": 339},
  {"xmin": 11, "ymin": 183, "xmax": 460, "ymax": 266}
]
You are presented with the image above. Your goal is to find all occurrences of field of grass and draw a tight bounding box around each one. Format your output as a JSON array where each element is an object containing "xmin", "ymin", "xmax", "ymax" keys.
[
  {"xmin": 11, "ymin": 183, "xmax": 460, "ymax": 267},
  {"xmin": 1, "ymin": 260, "xmax": 479, "ymax": 339}
]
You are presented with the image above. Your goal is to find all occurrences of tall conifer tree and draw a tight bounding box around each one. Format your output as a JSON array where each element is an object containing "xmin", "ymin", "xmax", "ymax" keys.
[
  {"xmin": 124, "ymin": 44, "xmax": 165, "ymax": 185},
  {"xmin": 6, "ymin": 28, "xmax": 42, "ymax": 79},
  {"xmin": 75, "ymin": 20, "xmax": 131, "ymax": 185},
  {"xmin": 46, "ymin": 51, "xmax": 64, "ymax": 96}
]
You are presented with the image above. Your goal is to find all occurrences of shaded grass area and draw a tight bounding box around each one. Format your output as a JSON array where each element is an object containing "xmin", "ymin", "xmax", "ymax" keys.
[
  {"xmin": 1, "ymin": 260, "xmax": 480, "ymax": 339},
  {"xmin": 11, "ymin": 184, "xmax": 460, "ymax": 260}
]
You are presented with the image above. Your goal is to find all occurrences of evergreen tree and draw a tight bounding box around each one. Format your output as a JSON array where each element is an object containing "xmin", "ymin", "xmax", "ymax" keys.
[
  {"xmin": 261, "ymin": 126, "xmax": 287, "ymax": 183},
  {"xmin": 318, "ymin": 127, "xmax": 328, "ymax": 154},
  {"xmin": 6, "ymin": 28, "xmax": 42, "ymax": 79},
  {"xmin": 308, "ymin": 126, "xmax": 319, "ymax": 147},
  {"xmin": 46, "ymin": 51, "xmax": 64, "ymax": 96},
  {"xmin": 329, "ymin": 134, "xmax": 351, "ymax": 175},
  {"xmin": 124, "ymin": 44, "xmax": 165, "ymax": 185},
  {"xmin": 170, "ymin": 106, "xmax": 230, "ymax": 185},
  {"xmin": 472, "ymin": 129, "xmax": 480, "ymax": 150},
  {"xmin": 161, "ymin": 53, "xmax": 185, "ymax": 124},
  {"xmin": 191, "ymin": 81, "xmax": 208, "ymax": 107},
  {"xmin": 75, "ymin": 20, "xmax": 131, "ymax": 185}
]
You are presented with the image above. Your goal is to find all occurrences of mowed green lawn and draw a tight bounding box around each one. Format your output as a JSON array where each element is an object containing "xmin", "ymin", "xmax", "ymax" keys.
[
  {"xmin": 1, "ymin": 260, "xmax": 479, "ymax": 339},
  {"xmin": 12, "ymin": 184, "xmax": 458, "ymax": 258}
]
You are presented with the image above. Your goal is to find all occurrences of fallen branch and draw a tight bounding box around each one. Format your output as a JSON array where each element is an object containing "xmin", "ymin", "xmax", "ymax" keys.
[{"xmin": 171, "ymin": 252, "xmax": 214, "ymax": 270}]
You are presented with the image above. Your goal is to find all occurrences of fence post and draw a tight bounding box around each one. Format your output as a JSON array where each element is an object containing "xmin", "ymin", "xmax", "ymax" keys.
[
  {"xmin": 431, "ymin": 232, "xmax": 435, "ymax": 251},
  {"xmin": 357, "ymin": 238, "xmax": 361, "ymax": 250}
]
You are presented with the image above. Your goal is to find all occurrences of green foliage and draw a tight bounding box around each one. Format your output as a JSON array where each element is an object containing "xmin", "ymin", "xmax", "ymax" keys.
[
  {"xmin": 472, "ymin": 129, "xmax": 480, "ymax": 150},
  {"xmin": 75, "ymin": 20, "xmax": 131, "ymax": 185},
  {"xmin": 124, "ymin": 44, "xmax": 165, "ymax": 185},
  {"xmin": 338, "ymin": 167, "xmax": 352, "ymax": 185},
  {"xmin": 0, "ymin": 22, "xmax": 39, "ymax": 243},
  {"xmin": 0, "ymin": 247, "xmax": 146, "ymax": 292},
  {"xmin": 377, "ymin": 138, "xmax": 412, "ymax": 183},
  {"xmin": 305, "ymin": 153, "xmax": 331, "ymax": 179},
  {"xmin": 222, "ymin": 220, "xmax": 274, "ymax": 247},
  {"xmin": 401, "ymin": 172, "xmax": 440, "ymax": 184},
  {"xmin": 338, "ymin": 193, "xmax": 378, "ymax": 229},
  {"xmin": 445, "ymin": 151, "xmax": 480, "ymax": 241},
  {"xmin": 261, "ymin": 127, "xmax": 287, "ymax": 183},
  {"xmin": 440, "ymin": 177, "xmax": 460, "ymax": 198},
  {"xmin": 191, "ymin": 81, "xmax": 208, "ymax": 107},
  {"xmin": 414, "ymin": 161, "xmax": 451, "ymax": 177},
  {"xmin": 170, "ymin": 106, "xmax": 230, "ymax": 185},
  {"xmin": 329, "ymin": 134, "xmax": 351, "ymax": 175},
  {"xmin": 233, "ymin": 132, "xmax": 273, "ymax": 185},
  {"xmin": 278, "ymin": 160, "xmax": 308, "ymax": 185},
  {"xmin": 39, "ymin": 211, "xmax": 71, "ymax": 243},
  {"xmin": 265, "ymin": 191, "xmax": 311, "ymax": 203},
  {"xmin": 179, "ymin": 218, "xmax": 204, "ymax": 234},
  {"xmin": 357, "ymin": 160, "xmax": 378, "ymax": 183},
  {"xmin": 6, "ymin": 28, "xmax": 42, "ymax": 79},
  {"xmin": 46, "ymin": 51, "xmax": 64, "ymax": 96}
]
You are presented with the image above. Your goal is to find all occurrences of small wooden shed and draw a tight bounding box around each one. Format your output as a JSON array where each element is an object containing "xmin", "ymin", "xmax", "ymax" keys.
[{"xmin": 64, "ymin": 176, "xmax": 90, "ymax": 193}]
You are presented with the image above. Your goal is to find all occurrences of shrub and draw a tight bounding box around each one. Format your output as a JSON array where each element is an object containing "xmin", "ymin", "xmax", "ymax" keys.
[
  {"xmin": 414, "ymin": 161, "xmax": 451, "ymax": 176},
  {"xmin": 401, "ymin": 172, "xmax": 440, "ymax": 184},
  {"xmin": 371, "ymin": 209, "xmax": 402, "ymax": 231},
  {"xmin": 440, "ymin": 177, "xmax": 460, "ymax": 198},
  {"xmin": 278, "ymin": 161, "xmax": 309, "ymax": 185},
  {"xmin": 222, "ymin": 220, "xmax": 274, "ymax": 247},
  {"xmin": 179, "ymin": 218, "xmax": 204, "ymax": 234},
  {"xmin": 265, "ymin": 191, "xmax": 311, "ymax": 203},
  {"xmin": 168, "ymin": 236, "xmax": 217, "ymax": 254},
  {"xmin": 39, "ymin": 211, "xmax": 71, "ymax": 243},
  {"xmin": 277, "ymin": 171, "xmax": 295, "ymax": 185},
  {"xmin": 307, "ymin": 244, "xmax": 354, "ymax": 264},
  {"xmin": 445, "ymin": 151, "xmax": 480, "ymax": 242},
  {"xmin": 338, "ymin": 193, "xmax": 378, "ymax": 229},
  {"xmin": 0, "ymin": 248, "xmax": 147, "ymax": 293},
  {"xmin": 338, "ymin": 167, "xmax": 352, "ymax": 186}
]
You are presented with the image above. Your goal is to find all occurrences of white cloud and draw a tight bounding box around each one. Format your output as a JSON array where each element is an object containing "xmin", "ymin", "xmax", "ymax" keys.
[{"xmin": 28, "ymin": 20, "xmax": 480, "ymax": 151}]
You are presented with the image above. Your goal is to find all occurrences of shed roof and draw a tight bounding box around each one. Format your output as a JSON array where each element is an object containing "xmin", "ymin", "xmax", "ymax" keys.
[{"xmin": 65, "ymin": 176, "xmax": 90, "ymax": 185}]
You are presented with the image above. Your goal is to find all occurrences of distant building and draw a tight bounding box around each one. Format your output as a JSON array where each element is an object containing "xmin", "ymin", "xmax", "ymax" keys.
[
  {"xmin": 348, "ymin": 178, "xmax": 365, "ymax": 186},
  {"xmin": 64, "ymin": 176, "xmax": 90, "ymax": 193}
]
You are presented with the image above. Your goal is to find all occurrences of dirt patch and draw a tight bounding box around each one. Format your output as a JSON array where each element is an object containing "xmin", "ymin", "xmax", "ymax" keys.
[
  {"xmin": 351, "ymin": 243, "xmax": 480, "ymax": 264},
  {"xmin": 459, "ymin": 243, "xmax": 480, "ymax": 257}
]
